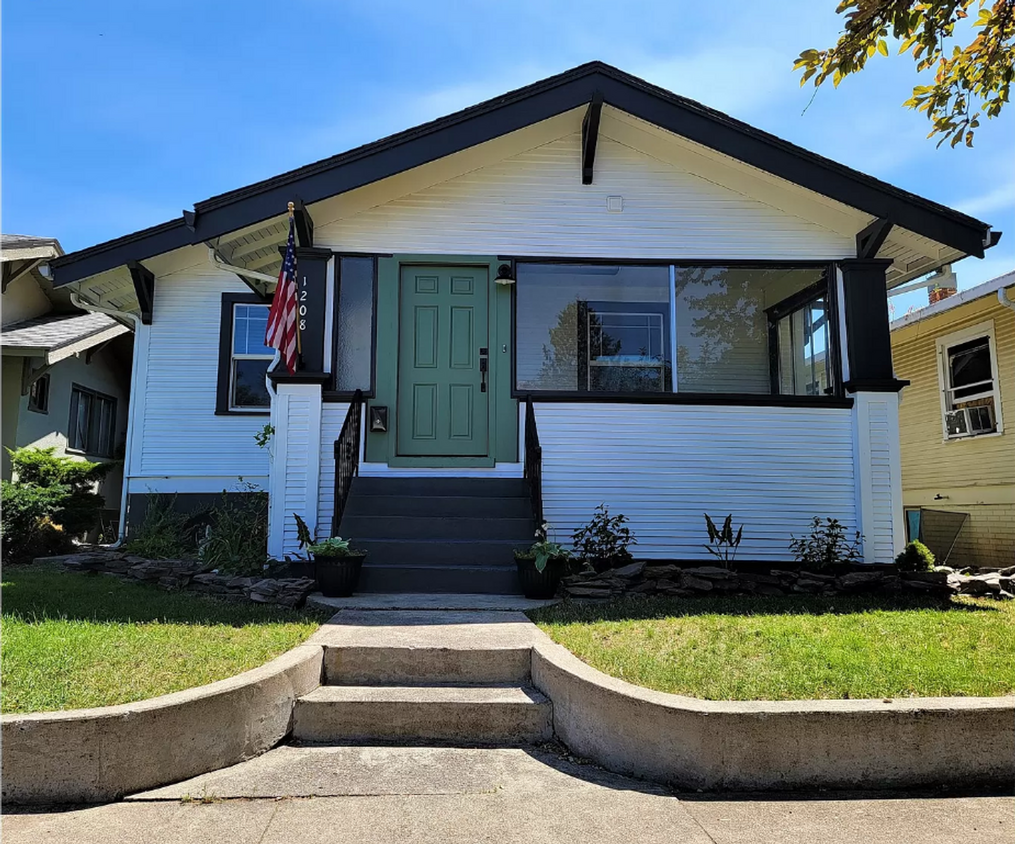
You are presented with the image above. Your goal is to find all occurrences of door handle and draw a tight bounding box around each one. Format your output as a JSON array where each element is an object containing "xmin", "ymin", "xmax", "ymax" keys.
[{"xmin": 479, "ymin": 347, "xmax": 489, "ymax": 393}]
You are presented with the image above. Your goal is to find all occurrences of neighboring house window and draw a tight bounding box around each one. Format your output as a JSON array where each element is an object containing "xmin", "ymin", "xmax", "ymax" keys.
[
  {"xmin": 217, "ymin": 294, "xmax": 272, "ymax": 413},
  {"xmin": 28, "ymin": 373, "xmax": 50, "ymax": 413},
  {"xmin": 514, "ymin": 263, "xmax": 834, "ymax": 397},
  {"xmin": 937, "ymin": 321, "xmax": 1002, "ymax": 439},
  {"xmin": 68, "ymin": 385, "xmax": 116, "ymax": 457},
  {"xmin": 332, "ymin": 256, "xmax": 376, "ymax": 394}
]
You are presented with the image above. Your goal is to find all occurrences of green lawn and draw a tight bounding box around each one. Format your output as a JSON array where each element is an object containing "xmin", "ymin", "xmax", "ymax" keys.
[
  {"xmin": 530, "ymin": 594, "xmax": 1015, "ymax": 701},
  {"xmin": 1, "ymin": 565, "xmax": 329, "ymax": 714}
]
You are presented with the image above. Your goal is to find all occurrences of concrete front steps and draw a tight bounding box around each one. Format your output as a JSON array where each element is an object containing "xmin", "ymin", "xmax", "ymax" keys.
[{"xmin": 294, "ymin": 611, "xmax": 551, "ymax": 746}]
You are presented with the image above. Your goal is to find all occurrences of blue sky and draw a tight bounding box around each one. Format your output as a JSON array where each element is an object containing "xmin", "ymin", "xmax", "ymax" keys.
[{"xmin": 3, "ymin": 0, "xmax": 1012, "ymax": 316}]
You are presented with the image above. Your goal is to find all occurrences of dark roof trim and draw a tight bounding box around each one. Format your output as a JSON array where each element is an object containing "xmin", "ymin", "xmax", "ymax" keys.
[{"xmin": 51, "ymin": 62, "xmax": 994, "ymax": 286}]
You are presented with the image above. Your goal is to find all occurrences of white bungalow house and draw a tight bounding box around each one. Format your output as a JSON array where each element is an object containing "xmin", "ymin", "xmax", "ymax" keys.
[{"xmin": 47, "ymin": 63, "xmax": 1001, "ymax": 591}]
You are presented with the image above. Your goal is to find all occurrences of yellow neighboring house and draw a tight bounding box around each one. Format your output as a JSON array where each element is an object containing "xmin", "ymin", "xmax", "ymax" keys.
[{"xmin": 891, "ymin": 270, "xmax": 1015, "ymax": 568}]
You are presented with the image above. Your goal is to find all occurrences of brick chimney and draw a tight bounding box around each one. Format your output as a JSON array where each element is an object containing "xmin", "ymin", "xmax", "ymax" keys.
[{"xmin": 929, "ymin": 284, "xmax": 957, "ymax": 304}]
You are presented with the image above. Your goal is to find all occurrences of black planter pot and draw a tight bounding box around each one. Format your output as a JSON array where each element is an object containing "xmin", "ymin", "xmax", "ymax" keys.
[
  {"xmin": 515, "ymin": 555, "xmax": 567, "ymax": 599},
  {"xmin": 314, "ymin": 553, "xmax": 366, "ymax": 598}
]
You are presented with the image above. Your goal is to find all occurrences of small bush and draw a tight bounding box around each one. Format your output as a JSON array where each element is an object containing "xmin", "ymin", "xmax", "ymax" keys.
[
  {"xmin": 895, "ymin": 540, "xmax": 935, "ymax": 572},
  {"xmin": 703, "ymin": 513, "xmax": 743, "ymax": 569},
  {"xmin": 125, "ymin": 494, "xmax": 195, "ymax": 560},
  {"xmin": 199, "ymin": 491, "xmax": 269, "ymax": 575},
  {"xmin": 789, "ymin": 517, "xmax": 863, "ymax": 572},
  {"xmin": 0, "ymin": 480, "xmax": 72, "ymax": 562},
  {"xmin": 572, "ymin": 504, "xmax": 636, "ymax": 573},
  {"xmin": 8, "ymin": 447, "xmax": 110, "ymax": 535}
]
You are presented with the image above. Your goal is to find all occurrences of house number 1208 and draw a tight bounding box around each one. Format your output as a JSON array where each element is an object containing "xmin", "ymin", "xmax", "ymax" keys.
[{"xmin": 299, "ymin": 275, "xmax": 308, "ymax": 331}]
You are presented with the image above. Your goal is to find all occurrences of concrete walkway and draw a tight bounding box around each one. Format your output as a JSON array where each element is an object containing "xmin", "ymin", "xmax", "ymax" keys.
[{"xmin": 4, "ymin": 745, "xmax": 1012, "ymax": 843}]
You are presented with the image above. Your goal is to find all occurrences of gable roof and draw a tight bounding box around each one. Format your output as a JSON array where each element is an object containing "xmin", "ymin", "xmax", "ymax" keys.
[
  {"xmin": 50, "ymin": 61, "xmax": 998, "ymax": 286},
  {"xmin": 1, "ymin": 311, "xmax": 128, "ymax": 363},
  {"xmin": 890, "ymin": 270, "xmax": 1015, "ymax": 331}
]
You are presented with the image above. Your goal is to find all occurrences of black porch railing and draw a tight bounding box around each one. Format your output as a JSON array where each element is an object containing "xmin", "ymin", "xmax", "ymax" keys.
[
  {"xmin": 331, "ymin": 389, "xmax": 364, "ymax": 535},
  {"xmin": 524, "ymin": 395, "xmax": 543, "ymax": 530}
]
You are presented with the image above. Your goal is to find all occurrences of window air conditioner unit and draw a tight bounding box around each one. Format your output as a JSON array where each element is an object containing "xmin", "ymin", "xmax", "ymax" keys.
[{"xmin": 945, "ymin": 405, "xmax": 995, "ymax": 439}]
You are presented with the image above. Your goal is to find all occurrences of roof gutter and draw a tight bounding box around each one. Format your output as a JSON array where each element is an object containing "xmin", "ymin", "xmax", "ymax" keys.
[{"xmin": 70, "ymin": 292, "xmax": 140, "ymax": 548}]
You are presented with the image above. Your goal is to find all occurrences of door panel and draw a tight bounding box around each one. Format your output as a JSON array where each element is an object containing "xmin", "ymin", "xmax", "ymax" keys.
[{"xmin": 397, "ymin": 266, "xmax": 489, "ymax": 457}]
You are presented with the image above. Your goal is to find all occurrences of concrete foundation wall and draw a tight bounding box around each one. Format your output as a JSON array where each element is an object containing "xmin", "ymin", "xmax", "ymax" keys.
[
  {"xmin": 1, "ymin": 644, "xmax": 323, "ymax": 804},
  {"xmin": 531, "ymin": 636, "xmax": 1015, "ymax": 791}
]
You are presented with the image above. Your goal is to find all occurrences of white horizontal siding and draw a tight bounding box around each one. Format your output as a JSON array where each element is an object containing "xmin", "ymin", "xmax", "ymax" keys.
[
  {"xmin": 317, "ymin": 402, "xmax": 351, "ymax": 536},
  {"xmin": 534, "ymin": 403, "xmax": 857, "ymax": 561},
  {"xmin": 317, "ymin": 133, "xmax": 853, "ymax": 260},
  {"xmin": 138, "ymin": 266, "xmax": 267, "ymax": 481}
]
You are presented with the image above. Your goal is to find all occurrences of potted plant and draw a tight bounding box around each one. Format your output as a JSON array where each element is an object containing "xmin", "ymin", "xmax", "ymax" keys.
[
  {"xmin": 310, "ymin": 536, "xmax": 367, "ymax": 597},
  {"xmin": 514, "ymin": 522, "xmax": 571, "ymax": 599},
  {"xmin": 293, "ymin": 513, "xmax": 366, "ymax": 596}
]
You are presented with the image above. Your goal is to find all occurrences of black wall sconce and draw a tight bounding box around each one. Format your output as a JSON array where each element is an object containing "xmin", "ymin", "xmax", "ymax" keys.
[
  {"xmin": 494, "ymin": 262, "xmax": 516, "ymax": 286},
  {"xmin": 369, "ymin": 405, "xmax": 388, "ymax": 433}
]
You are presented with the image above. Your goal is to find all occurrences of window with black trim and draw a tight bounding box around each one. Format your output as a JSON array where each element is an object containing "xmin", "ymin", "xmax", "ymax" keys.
[
  {"xmin": 514, "ymin": 262, "xmax": 832, "ymax": 397},
  {"xmin": 217, "ymin": 294, "xmax": 272, "ymax": 414},
  {"xmin": 28, "ymin": 373, "xmax": 50, "ymax": 413},
  {"xmin": 332, "ymin": 257, "xmax": 376, "ymax": 394},
  {"xmin": 770, "ymin": 287, "xmax": 835, "ymax": 397},
  {"xmin": 69, "ymin": 385, "xmax": 116, "ymax": 457}
]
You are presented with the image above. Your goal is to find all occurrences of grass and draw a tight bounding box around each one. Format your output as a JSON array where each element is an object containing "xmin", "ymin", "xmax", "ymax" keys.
[
  {"xmin": 1, "ymin": 565, "xmax": 330, "ymax": 714},
  {"xmin": 529, "ymin": 594, "xmax": 1015, "ymax": 701}
]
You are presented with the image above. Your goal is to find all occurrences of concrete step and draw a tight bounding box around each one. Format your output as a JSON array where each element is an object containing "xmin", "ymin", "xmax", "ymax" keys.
[
  {"xmin": 358, "ymin": 563, "xmax": 521, "ymax": 594},
  {"xmin": 343, "ymin": 495, "xmax": 533, "ymax": 519},
  {"xmin": 341, "ymin": 515, "xmax": 534, "ymax": 541},
  {"xmin": 352, "ymin": 477, "xmax": 529, "ymax": 498},
  {"xmin": 292, "ymin": 685, "xmax": 552, "ymax": 745},
  {"xmin": 323, "ymin": 645, "xmax": 532, "ymax": 686}
]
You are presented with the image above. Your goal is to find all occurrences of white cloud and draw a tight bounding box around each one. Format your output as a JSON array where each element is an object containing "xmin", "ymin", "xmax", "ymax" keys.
[{"xmin": 955, "ymin": 178, "xmax": 1015, "ymax": 218}]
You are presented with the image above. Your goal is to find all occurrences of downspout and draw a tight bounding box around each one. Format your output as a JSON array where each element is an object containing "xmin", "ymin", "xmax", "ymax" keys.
[
  {"xmin": 999, "ymin": 286, "xmax": 1015, "ymax": 312},
  {"xmin": 70, "ymin": 291, "xmax": 140, "ymax": 547}
]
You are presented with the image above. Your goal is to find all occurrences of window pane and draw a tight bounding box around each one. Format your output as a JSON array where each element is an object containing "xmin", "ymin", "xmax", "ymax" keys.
[
  {"xmin": 335, "ymin": 257, "xmax": 374, "ymax": 391},
  {"xmin": 948, "ymin": 338, "xmax": 992, "ymax": 399},
  {"xmin": 777, "ymin": 297, "xmax": 831, "ymax": 396},
  {"xmin": 233, "ymin": 304, "xmax": 272, "ymax": 356},
  {"xmin": 516, "ymin": 264, "xmax": 671, "ymax": 392},
  {"xmin": 673, "ymin": 267, "xmax": 773, "ymax": 394},
  {"xmin": 232, "ymin": 359, "xmax": 271, "ymax": 408}
]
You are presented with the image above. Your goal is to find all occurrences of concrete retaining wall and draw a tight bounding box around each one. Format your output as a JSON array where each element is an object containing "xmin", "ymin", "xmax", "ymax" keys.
[
  {"xmin": 1, "ymin": 644, "xmax": 323, "ymax": 804},
  {"xmin": 531, "ymin": 636, "xmax": 1015, "ymax": 791}
]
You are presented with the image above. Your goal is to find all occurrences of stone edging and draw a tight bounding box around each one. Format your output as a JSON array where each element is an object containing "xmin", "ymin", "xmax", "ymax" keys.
[
  {"xmin": 1, "ymin": 644, "xmax": 323, "ymax": 804},
  {"xmin": 529, "ymin": 631, "xmax": 1015, "ymax": 790}
]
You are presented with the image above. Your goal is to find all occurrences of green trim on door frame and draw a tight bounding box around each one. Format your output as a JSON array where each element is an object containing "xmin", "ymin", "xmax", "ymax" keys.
[{"xmin": 366, "ymin": 255, "xmax": 518, "ymax": 468}]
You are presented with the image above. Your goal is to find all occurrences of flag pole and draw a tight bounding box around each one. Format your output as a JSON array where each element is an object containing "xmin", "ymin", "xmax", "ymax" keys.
[{"xmin": 288, "ymin": 201, "xmax": 303, "ymax": 368}]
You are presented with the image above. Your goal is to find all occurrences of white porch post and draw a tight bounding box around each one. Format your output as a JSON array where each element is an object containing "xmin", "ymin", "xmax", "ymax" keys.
[
  {"xmin": 851, "ymin": 391, "xmax": 905, "ymax": 563},
  {"xmin": 267, "ymin": 382, "xmax": 324, "ymax": 559}
]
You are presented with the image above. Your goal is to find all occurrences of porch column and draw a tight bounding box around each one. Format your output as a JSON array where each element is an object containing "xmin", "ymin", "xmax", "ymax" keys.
[
  {"xmin": 293, "ymin": 247, "xmax": 332, "ymax": 376},
  {"xmin": 837, "ymin": 258, "xmax": 907, "ymax": 563},
  {"xmin": 267, "ymin": 375, "xmax": 328, "ymax": 559}
]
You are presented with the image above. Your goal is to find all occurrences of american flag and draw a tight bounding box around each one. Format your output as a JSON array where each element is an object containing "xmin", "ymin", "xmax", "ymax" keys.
[{"xmin": 265, "ymin": 216, "xmax": 299, "ymax": 374}]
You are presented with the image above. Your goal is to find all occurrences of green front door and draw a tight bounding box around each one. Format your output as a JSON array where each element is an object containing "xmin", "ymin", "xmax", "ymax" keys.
[{"xmin": 396, "ymin": 266, "xmax": 490, "ymax": 457}]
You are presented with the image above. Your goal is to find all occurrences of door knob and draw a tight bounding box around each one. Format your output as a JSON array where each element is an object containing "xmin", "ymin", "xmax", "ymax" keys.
[{"xmin": 479, "ymin": 348, "xmax": 489, "ymax": 392}]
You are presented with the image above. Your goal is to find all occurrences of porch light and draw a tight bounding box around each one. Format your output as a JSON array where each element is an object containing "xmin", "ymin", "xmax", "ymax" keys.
[
  {"xmin": 369, "ymin": 405, "xmax": 388, "ymax": 433},
  {"xmin": 494, "ymin": 263, "xmax": 516, "ymax": 286}
]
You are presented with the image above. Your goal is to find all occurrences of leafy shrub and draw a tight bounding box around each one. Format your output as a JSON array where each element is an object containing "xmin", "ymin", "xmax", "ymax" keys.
[
  {"xmin": 125, "ymin": 494, "xmax": 195, "ymax": 560},
  {"xmin": 199, "ymin": 491, "xmax": 269, "ymax": 574},
  {"xmin": 8, "ymin": 447, "xmax": 109, "ymax": 536},
  {"xmin": 309, "ymin": 537, "xmax": 359, "ymax": 557},
  {"xmin": 703, "ymin": 514, "xmax": 743, "ymax": 569},
  {"xmin": 572, "ymin": 504, "xmax": 636, "ymax": 573},
  {"xmin": 789, "ymin": 517, "xmax": 863, "ymax": 572},
  {"xmin": 895, "ymin": 540, "xmax": 935, "ymax": 572},
  {"xmin": 0, "ymin": 480, "xmax": 71, "ymax": 563},
  {"xmin": 1, "ymin": 447, "xmax": 110, "ymax": 561}
]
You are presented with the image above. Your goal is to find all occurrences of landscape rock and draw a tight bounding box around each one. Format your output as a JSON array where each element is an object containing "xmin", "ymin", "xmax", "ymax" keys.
[
  {"xmin": 611, "ymin": 561, "xmax": 646, "ymax": 580},
  {"xmin": 836, "ymin": 571, "xmax": 888, "ymax": 591},
  {"xmin": 683, "ymin": 566, "xmax": 736, "ymax": 580}
]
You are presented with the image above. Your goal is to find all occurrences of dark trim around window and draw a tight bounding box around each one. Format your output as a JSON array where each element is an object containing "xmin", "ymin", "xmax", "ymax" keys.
[
  {"xmin": 67, "ymin": 383, "xmax": 118, "ymax": 458},
  {"xmin": 216, "ymin": 291, "xmax": 271, "ymax": 416},
  {"xmin": 510, "ymin": 258, "xmax": 844, "ymax": 406},
  {"xmin": 28, "ymin": 372, "xmax": 50, "ymax": 414},
  {"xmin": 323, "ymin": 255, "xmax": 378, "ymax": 402}
]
